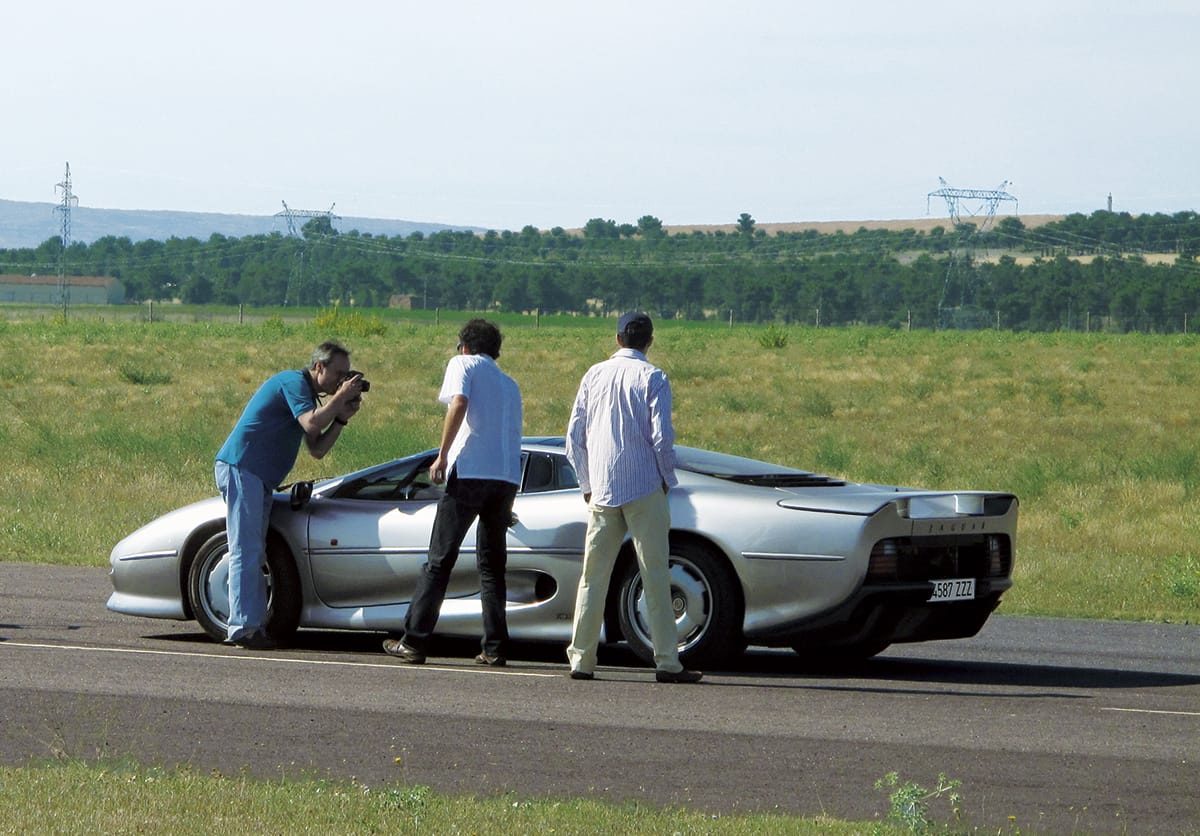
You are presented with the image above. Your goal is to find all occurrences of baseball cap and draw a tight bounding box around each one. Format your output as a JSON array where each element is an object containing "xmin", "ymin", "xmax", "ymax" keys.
[{"xmin": 617, "ymin": 311, "xmax": 653, "ymax": 335}]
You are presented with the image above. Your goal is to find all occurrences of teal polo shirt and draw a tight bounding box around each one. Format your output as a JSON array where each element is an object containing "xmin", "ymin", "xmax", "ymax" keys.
[{"xmin": 215, "ymin": 369, "xmax": 317, "ymax": 488}]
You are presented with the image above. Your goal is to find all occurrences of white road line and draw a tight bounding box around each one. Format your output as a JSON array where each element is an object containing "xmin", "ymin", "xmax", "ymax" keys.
[
  {"xmin": 0, "ymin": 640, "xmax": 559, "ymax": 678},
  {"xmin": 1101, "ymin": 706, "xmax": 1200, "ymax": 718}
]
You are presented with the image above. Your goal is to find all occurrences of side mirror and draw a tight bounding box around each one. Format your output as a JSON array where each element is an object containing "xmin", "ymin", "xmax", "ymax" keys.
[{"xmin": 290, "ymin": 481, "xmax": 313, "ymax": 510}]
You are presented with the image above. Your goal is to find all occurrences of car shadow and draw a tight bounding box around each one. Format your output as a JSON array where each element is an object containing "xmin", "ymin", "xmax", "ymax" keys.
[
  {"xmin": 724, "ymin": 648, "xmax": 1200, "ymax": 691},
  {"xmin": 147, "ymin": 630, "xmax": 1200, "ymax": 691}
]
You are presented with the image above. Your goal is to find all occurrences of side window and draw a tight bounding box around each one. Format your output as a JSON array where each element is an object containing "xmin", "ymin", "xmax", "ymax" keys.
[
  {"xmin": 522, "ymin": 453, "xmax": 580, "ymax": 494},
  {"xmin": 556, "ymin": 457, "xmax": 580, "ymax": 490},
  {"xmin": 523, "ymin": 453, "xmax": 556, "ymax": 493},
  {"xmin": 403, "ymin": 470, "xmax": 445, "ymax": 501}
]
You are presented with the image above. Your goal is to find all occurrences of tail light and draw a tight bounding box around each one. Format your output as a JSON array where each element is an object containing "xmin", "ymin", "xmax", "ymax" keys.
[
  {"xmin": 867, "ymin": 540, "xmax": 899, "ymax": 582},
  {"xmin": 987, "ymin": 535, "xmax": 1011, "ymax": 577}
]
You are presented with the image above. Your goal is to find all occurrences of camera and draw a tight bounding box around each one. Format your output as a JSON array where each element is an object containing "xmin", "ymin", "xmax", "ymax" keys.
[{"xmin": 348, "ymin": 370, "xmax": 371, "ymax": 392}]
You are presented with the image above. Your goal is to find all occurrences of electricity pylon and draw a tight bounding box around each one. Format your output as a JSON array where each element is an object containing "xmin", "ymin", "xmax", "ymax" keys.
[
  {"xmin": 926, "ymin": 179, "xmax": 1018, "ymax": 329},
  {"xmin": 275, "ymin": 201, "xmax": 340, "ymax": 306},
  {"xmin": 926, "ymin": 178, "xmax": 1017, "ymax": 233},
  {"xmin": 54, "ymin": 162, "xmax": 78, "ymax": 317}
]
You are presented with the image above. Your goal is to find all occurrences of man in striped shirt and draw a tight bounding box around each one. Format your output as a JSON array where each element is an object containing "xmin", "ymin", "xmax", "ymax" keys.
[{"xmin": 564, "ymin": 311, "xmax": 703, "ymax": 684}]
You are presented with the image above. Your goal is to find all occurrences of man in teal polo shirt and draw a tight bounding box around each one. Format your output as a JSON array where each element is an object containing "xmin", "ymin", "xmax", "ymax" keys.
[{"xmin": 215, "ymin": 341, "xmax": 364, "ymax": 649}]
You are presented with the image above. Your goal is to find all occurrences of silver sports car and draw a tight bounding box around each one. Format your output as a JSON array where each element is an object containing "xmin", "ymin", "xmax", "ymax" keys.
[{"xmin": 107, "ymin": 438, "xmax": 1018, "ymax": 667}]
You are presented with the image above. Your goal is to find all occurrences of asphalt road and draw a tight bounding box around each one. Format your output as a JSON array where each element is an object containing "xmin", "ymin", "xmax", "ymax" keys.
[{"xmin": 1, "ymin": 562, "xmax": 1196, "ymax": 834}]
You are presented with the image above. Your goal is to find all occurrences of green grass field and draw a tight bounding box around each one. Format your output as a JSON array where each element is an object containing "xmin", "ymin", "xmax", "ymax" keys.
[
  {"xmin": 0, "ymin": 759, "xmax": 945, "ymax": 836},
  {"xmin": 5, "ymin": 308, "xmax": 1197, "ymax": 623}
]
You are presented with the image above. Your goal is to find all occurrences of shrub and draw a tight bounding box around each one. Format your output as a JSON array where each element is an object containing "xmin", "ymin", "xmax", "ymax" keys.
[
  {"xmin": 758, "ymin": 324, "xmax": 789, "ymax": 349},
  {"xmin": 312, "ymin": 306, "xmax": 388, "ymax": 338}
]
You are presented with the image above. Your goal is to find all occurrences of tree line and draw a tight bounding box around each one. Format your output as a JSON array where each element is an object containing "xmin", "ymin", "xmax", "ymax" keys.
[{"xmin": 4, "ymin": 209, "xmax": 1200, "ymax": 332}]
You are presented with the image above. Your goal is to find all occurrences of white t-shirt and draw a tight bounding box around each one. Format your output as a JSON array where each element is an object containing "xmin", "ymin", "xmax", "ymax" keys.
[{"xmin": 439, "ymin": 353, "xmax": 523, "ymax": 485}]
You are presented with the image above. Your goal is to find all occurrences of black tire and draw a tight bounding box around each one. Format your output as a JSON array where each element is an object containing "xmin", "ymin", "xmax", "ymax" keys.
[
  {"xmin": 186, "ymin": 532, "xmax": 302, "ymax": 644},
  {"xmin": 616, "ymin": 540, "xmax": 745, "ymax": 669}
]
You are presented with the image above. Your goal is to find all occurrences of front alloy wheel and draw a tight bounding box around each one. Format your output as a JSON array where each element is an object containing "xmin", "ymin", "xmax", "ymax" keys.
[{"xmin": 187, "ymin": 532, "xmax": 301, "ymax": 644}]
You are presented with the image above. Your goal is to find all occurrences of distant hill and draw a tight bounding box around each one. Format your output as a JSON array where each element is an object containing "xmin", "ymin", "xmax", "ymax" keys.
[
  {"xmin": 2, "ymin": 197, "xmax": 1066, "ymax": 250},
  {"xmin": 0, "ymin": 199, "xmax": 486, "ymax": 249}
]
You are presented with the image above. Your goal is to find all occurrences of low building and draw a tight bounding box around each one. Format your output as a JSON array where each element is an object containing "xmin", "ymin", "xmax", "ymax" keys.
[{"xmin": 0, "ymin": 274, "xmax": 125, "ymax": 304}]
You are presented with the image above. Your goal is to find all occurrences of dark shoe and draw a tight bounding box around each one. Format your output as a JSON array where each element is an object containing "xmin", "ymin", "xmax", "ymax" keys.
[
  {"xmin": 568, "ymin": 669, "xmax": 594, "ymax": 680},
  {"xmin": 229, "ymin": 630, "xmax": 277, "ymax": 650},
  {"xmin": 655, "ymin": 668, "xmax": 703, "ymax": 684},
  {"xmin": 382, "ymin": 638, "xmax": 426, "ymax": 664},
  {"xmin": 475, "ymin": 652, "xmax": 507, "ymax": 667}
]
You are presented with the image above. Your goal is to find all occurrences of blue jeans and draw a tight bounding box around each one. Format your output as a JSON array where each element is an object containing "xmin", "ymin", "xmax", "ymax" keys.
[
  {"xmin": 215, "ymin": 461, "xmax": 274, "ymax": 642},
  {"xmin": 402, "ymin": 472, "xmax": 518, "ymax": 657}
]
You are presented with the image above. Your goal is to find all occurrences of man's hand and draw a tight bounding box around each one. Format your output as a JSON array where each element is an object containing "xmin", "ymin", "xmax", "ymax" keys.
[
  {"xmin": 332, "ymin": 374, "xmax": 365, "ymax": 425},
  {"xmin": 332, "ymin": 373, "xmax": 365, "ymax": 406},
  {"xmin": 429, "ymin": 454, "xmax": 448, "ymax": 485},
  {"xmin": 339, "ymin": 395, "xmax": 362, "ymax": 425}
]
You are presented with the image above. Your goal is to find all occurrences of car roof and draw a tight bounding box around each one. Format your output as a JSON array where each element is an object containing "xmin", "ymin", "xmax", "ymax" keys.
[{"xmin": 522, "ymin": 436, "xmax": 566, "ymax": 450}]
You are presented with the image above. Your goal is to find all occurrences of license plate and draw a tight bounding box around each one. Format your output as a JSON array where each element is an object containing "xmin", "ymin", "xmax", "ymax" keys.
[{"xmin": 928, "ymin": 578, "xmax": 975, "ymax": 602}]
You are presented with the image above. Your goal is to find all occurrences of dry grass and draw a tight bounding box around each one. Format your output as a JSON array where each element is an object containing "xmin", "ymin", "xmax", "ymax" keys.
[{"xmin": 661, "ymin": 213, "xmax": 1063, "ymax": 237}]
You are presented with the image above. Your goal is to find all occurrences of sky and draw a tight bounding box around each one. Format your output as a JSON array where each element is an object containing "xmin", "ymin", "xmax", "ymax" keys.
[{"xmin": 4, "ymin": 1, "xmax": 1199, "ymax": 232}]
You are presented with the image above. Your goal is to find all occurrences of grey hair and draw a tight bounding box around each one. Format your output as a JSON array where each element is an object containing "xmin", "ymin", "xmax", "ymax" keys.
[{"xmin": 310, "ymin": 340, "xmax": 350, "ymax": 369}]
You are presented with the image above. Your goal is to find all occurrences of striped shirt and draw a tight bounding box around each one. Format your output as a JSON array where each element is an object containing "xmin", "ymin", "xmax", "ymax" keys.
[{"xmin": 566, "ymin": 348, "xmax": 678, "ymax": 507}]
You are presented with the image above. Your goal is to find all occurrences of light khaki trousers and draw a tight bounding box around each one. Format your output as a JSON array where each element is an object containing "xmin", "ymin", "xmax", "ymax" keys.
[{"xmin": 566, "ymin": 488, "xmax": 683, "ymax": 675}]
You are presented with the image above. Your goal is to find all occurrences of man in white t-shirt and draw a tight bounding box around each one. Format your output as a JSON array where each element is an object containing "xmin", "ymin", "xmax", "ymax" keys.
[{"xmin": 383, "ymin": 319, "xmax": 523, "ymax": 667}]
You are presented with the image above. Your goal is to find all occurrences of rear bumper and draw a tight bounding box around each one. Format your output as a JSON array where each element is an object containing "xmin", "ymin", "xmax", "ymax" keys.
[{"xmin": 745, "ymin": 577, "xmax": 1012, "ymax": 648}]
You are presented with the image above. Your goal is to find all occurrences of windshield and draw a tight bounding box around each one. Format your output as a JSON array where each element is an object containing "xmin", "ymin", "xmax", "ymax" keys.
[{"xmin": 330, "ymin": 452, "xmax": 441, "ymax": 501}]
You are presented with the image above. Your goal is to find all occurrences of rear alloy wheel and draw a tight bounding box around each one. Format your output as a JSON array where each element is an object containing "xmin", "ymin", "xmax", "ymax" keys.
[
  {"xmin": 616, "ymin": 541, "xmax": 745, "ymax": 669},
  {"xmin": 187, "ymin": 532, "xmax": 302, "ymax": 644}
]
